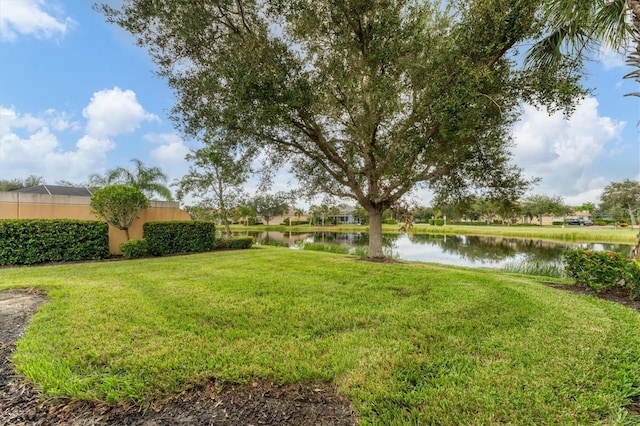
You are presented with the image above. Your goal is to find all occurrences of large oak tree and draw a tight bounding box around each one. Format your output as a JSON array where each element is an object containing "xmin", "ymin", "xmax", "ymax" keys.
[{"xmin": 102, "ymin": 0, "xmax": 586, "ymax": 258}]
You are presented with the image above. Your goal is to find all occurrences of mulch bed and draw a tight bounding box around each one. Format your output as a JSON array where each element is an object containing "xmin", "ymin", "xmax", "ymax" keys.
[{"xmin": 543, "ymin": 282, "xmax": 640, "ymax": 314}]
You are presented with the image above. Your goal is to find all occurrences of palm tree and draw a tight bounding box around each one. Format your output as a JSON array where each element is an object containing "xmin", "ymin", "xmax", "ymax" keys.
[
  {"xmin": 328, "ymin": 206, "xmax": 340, "ymax": 225},
  {"xmin": 90, "ymin": 159, "xmax": 173, "ymax": 200},
  {"xmin": 294, "ymin": 208, "xmax": 304, "ymax": 225},
  {"xmin": 319, "ymin": 204, "xmax": 330, "ymax": 226},
  {"xmin": 528, "ymin": 0, "xmax": 638, "ymax": 92},
  {"xmin": 530, "ymin": 0, "xmax": 640, "ymax": 257},
  {"xmin": 308, "ymin": 205, "xmax": 321, "ymax": 226}
]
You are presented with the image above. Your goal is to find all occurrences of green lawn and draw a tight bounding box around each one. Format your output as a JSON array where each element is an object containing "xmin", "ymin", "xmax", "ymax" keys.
[{"xmin": 2, "ymin": 248, "xmax": 640, "ymax": 424}]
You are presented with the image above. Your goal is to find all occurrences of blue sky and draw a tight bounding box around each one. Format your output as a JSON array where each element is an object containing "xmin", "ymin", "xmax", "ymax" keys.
[{"xmin": 0, "ymin": 0, "xmax": 638, "ymax": 206}]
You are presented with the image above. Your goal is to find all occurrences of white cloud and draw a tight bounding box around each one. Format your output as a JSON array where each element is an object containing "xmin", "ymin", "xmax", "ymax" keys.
[
  {"xmin": 146, "ymin": 133, "xmax": 190, "ymax": 181},
  {"xmin": 0, "ymin": 106, "xmax": 115, "ymax": 182},
  {"xmin": 0, "ymin": 88, "xmax": 157, "ymax": 183},
  {"xmin": 597, "ymin": 45, "xmax": 628, "ymax": 70},
  {"xmin": 83, "ymin": 87, "xmax": 159, "ymax": 138},
  {"xmin": 0, "ymin": 0, "xmax": 75, "ymax": 42},
  {"xmin": 512, "ymin": 97, "xmax": 625, "ymax": 205},
  {"xmin": 147, "ymin": 133, "xmax": 189, "ymax": 163},
  {"xmin": 44, "ymin": 108, "xmax": 80, "ymax": 131},
  {"xmin": 0, "ymin": 106, "xmax": 46, "ymax": 133}
]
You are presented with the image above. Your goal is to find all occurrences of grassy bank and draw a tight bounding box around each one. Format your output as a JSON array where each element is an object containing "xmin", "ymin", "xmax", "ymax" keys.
[
  {"xmin": 2, "ymin": 248, "xmax": 639, "ymax": 424},
  {"xmin": 232, "ymin": 223, "xmax": 638, "ymax": 244}
]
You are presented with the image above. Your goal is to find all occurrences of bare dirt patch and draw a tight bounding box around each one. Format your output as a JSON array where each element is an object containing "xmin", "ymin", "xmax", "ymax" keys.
[{"xmin": 0, "ymin": 289, "xmax": 357, "ymax": 426}]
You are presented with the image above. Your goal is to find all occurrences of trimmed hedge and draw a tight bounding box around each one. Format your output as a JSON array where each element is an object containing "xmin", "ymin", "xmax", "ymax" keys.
[
  {"xmin": 120, "ymin": 239, "xmax": 148, "ymax": 259},
  {"xmin": 0, "ymin": 219, "xmax": 110, "ymax": 265},
  {"xmin": 564, "ymin": 249, "xmax": 640, "ymax": 298},
  {"xmin": 429, "ymin": 219, "xmax": 445, "ymax": 226},
  {"xmin": 214, "ymin": 236, "xmax": 254, "ymax": 250},
  {"xmin": 144, "ymin": 221, "xmax": 216, "ymax": 256}
]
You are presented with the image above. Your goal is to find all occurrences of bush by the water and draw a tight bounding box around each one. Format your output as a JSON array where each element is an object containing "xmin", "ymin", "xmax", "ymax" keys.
[
  {"xmin": 120, "ymin": 239, "xmax": 148, "ymax": 259},
  {"xmin": 564, "ymin": 249, "xmax": 640, "ymax": 298},
  {"xmin": 144, "ymin": 221, "xmax": 216, "ymax": 256},
  {"xmin": 0, "ymin": 219, "xmax": 110, "ymax": 265},
  {"xmin": 214, "ymin": 236, "xmax": 254, "ymax": 250},
  {"xmin": 429, "ymin": 219, "xmax": 445, "ymax": 226}
]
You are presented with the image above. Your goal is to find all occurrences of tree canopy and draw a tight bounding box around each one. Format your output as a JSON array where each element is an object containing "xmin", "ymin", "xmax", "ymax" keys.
[
  {"xmin": 102, "ymin": 0, "xmax": 587, "ymax": 257},
  {"xmin": 0, "ymin": 175, "xmax": 45, "ymax": 192},
  {"xmin": 248, "ymin": 193, "xmax": 289, "ymax": 226},
  {"xmin": 176, "ymin": 140, "xmax": 251, "ymax": 237},
  {"xmin": 600, "ymin": 179, "xmax": 640, "ymax": 226},
  {"xmin": 522, "ymin": 194, "xmax": 571, "ymax": 225},
  {"xmin": 90, "ymin": 185, "xmax": 150, "ymax": 240}
]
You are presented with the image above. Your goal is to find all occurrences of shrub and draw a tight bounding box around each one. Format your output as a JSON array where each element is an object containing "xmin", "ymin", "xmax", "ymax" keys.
[
  {"xmin": 120, "ymin": 239, "xmax": 148, "ymax": 259},
  {"xmin": 0, "ymin": 219, "xmax": 110, "ymax": 265},
  {"xmin": 90, "ymin": 185, "xmax": 149, "ymax": 240},
  {"xmin": 384, "ymin": 218, "xmax": 397, "ymax": 225},
  {"xmin": 144, "ymin": 221, "xmax": 216, "ymax": 256},
  {"xmin": 429, "ymin": 219, "xmax": 445, "ymax": 226},
  {"xmin": 213, "ymin": 237, "xmax": 253, "ymax": 250},
  {"xmin": 227, "ymin": 236, "xmax": 253, "ymax": 249},
  {"xmin": 564, "ymin": 249, "xmax": 640, "ymax": 297}
]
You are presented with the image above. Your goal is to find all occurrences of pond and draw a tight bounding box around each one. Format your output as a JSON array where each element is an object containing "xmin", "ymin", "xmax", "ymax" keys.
[{"xmin": 231, "ymin": 230, "xmax": 634, "ymax": 269}]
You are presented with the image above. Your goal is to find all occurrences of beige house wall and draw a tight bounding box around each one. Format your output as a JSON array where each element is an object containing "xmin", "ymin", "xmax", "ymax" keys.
[{"xmin": 0, "ymin": 192, "xmax": 190, "ymax": 254}]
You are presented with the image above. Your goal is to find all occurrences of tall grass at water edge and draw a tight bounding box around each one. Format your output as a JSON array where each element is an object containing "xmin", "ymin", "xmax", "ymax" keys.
[
  {"xmin": 502, "ymin": 259, "xmax": 566, "ymax": 278},
  {"xmin": 297, "ymin": 241, "xmax": 370, "ymax": 257}
]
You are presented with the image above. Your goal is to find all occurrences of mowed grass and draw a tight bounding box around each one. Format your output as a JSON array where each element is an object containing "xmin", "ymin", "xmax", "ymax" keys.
[{"xmin": 1, "ymin": 247, "xmax": 640, "ymax": 424}]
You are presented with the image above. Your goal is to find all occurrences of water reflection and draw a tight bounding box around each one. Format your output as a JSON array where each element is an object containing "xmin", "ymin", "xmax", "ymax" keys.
[{"xmin": 232, "ymin": 231, "xmax": 632, "ymax": 269}]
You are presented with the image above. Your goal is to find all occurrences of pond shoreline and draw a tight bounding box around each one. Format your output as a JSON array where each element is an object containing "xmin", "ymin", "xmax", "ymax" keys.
[
  {"xmin": 230, "ymin": 224, "xmax": 638, "ymax": 245},
  {"xmin": 233, "ymin": 230, "xmax": 633, "ymax": 270}
]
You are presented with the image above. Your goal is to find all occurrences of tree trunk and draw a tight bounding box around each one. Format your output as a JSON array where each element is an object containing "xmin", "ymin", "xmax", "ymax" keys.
[
  {"xmin": 124, "ymin": 228, "xmax": 130, "ymax": 241},
  {"xmin": 633, "ymin": 230, "xmax": 640, "ymax": 259},
  {"xmin": 224, "ymin": 219, "xmax": 232, "ymax": 239},
  {"xmin": 368, "ymin": 208, "xmax": 384, "ymax": 258},
  {"xmin": 628, "ymin": 208, "xmax": 638, "ymax": 228}
]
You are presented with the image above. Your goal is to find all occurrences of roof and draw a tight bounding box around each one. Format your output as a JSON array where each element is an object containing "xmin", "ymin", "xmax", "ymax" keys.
[{"xmin": 14, "ymin": 185, "xmax": 93, "ymax": 197}]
